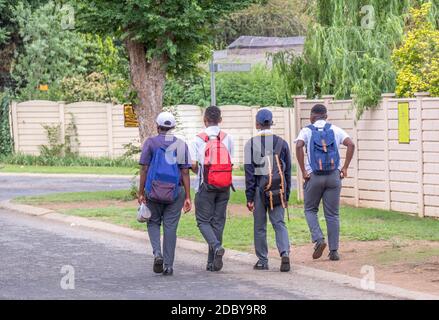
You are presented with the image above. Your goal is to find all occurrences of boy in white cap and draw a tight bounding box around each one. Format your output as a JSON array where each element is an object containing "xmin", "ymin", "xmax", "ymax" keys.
[{"xmin": 138, "ymin": 112, "xmax": 192, "ymax": 276}]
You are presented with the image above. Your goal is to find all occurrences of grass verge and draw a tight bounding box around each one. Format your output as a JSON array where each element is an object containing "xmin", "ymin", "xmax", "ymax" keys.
[{"xmin": 15, "ymin": 189, "xmax": 439, "ymax": 252}]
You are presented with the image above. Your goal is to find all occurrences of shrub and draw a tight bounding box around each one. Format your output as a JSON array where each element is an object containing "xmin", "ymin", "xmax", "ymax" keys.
[
  {"xmin": 392, "ymin": 3, "xmax": 439, "ymax": 97},
  {"xmin": 0, "ymin": 92, "xmax": 13, "ymax": 156},
  {"xmin": 164, "ymin": 65, "xmax": 290, "ymax": 107}
]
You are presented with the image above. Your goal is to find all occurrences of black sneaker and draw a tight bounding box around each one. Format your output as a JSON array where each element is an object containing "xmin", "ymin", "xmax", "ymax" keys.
[
  {"xmin": 280, "ymin": 253, "xmax": 291, "ymax": 272},
  {"xmin": 206, "ymin": 262, "xmax": 214, "ymax": 272},
  {"xmin": 253, "ymin": 261, "xmax": 269, "ymax": 270},
  {"xmin": 213, "ymin": 246, "xmax": 225, "ymax": 271},
  {"xmin": 313, "ymin": 240, "xmax": 327, "ymax": 260},
  {"xmin": 163, "ymin": 267, "xmax": 174, "ymax": 276},
  {"xmin": 329, "ymin": 250, "xmax": 340, "ymax": 261},
  {"xmin": 153, "ymin": 255, "xmax": 164, "ymax": 274}
]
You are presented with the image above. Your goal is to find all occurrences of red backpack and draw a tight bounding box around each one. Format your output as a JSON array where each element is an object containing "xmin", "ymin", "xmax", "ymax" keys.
[{"xmin": 198, "ymin": 131, "xmax": 233, "ymax": 192}]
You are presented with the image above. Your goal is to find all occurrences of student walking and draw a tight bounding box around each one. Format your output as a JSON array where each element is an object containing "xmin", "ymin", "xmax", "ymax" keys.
[
  {"xmin": 244, "ymin": 109, "xmax": 292, "ymax": 272},
  {"xmin": 190, "ymin": 106, "xmax": 234, "ymax": 272},
  {"xmin": 295, "ymin": 104, "xmax": 355, "ymax": 261},
  {"xmin": 138, "ymin": 112, "xmax": 192, "ymax": 276}
]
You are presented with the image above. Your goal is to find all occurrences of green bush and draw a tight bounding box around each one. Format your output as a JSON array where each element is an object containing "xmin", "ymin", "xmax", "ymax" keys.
[
  {"xmin": 0, "ymin": 153, "xmax": 138, "ymax": 168},
  {"xmin": 392, "ymin": 3, "xmax": 439, "ymax": 97},
  {"xmin": 164, "ymin": 65, "xmax": 290, "ymax": 107},
  {"xmin": 0, "ymin": 92, "xmax": 13, "ymax": 156}
]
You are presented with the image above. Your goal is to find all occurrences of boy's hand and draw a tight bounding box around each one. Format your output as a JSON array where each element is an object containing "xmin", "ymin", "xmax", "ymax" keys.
[
  {"xmin": 340, "ymin": 167, "xmax": 348, "ymax": 179},
  {"xmin": 247, "ymin": 202, "xmax": 255, "ymax": 212},
  {"xmin": 138, "ymin": 193, "xmax": 146, "ymax": 205},
  {"xmin": 183, "ymin": 198, "xmax": 192, "ymax": 213},
  {"xmin": 303, "ymin": 172, "xmax": 311, "ymax": 181}
]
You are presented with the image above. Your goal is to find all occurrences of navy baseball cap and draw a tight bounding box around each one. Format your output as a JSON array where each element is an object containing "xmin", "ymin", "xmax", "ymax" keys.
[{"xmin": 256, "ymin": 109, "xmax": 273, "ymax": 125}]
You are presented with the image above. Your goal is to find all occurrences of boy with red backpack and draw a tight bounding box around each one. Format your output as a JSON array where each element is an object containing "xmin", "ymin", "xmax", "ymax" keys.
[
  {"xmin": 244, "ymin": 109, "xmax": 292, "ymax": 272},
  {"xmin": 295, "ymin": 104, "xmax": 355, "ymax": 261},
  {"xmin": 191, "ymin": 106, "xmax": 234, "ymax": 272},
  {"xmin": 138, "ymin": 112, "xmax": 192, "ymax": 276}
]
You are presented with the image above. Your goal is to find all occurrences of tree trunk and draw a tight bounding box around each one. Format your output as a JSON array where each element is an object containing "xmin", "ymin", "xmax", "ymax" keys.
[{"xmin": 125, "ymin": 39, "xmax": 167, "ymax": 144}]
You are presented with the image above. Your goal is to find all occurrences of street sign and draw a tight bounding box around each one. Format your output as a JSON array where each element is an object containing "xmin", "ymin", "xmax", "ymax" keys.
[
  {"xmin": 213, "ymin": 50, "xmax": 228, "ymax": 60},
  {"xmin": 210, "ymin": 63, "xmax": 252, "ymax": 73},
  {"xmin": 123, "ymin": 104, "xmax": 139, "ymax": 128}
]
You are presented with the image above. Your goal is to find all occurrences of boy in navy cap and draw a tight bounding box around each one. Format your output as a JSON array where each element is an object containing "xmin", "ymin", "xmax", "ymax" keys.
[{"xmin": 244, "ymin": 109, "xmax": 292, "ymax": 272}]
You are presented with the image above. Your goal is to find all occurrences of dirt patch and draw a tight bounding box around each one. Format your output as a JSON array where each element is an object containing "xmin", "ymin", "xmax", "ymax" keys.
[
  {"xmin": 39, "ymin": 199, "xmax": 439, "ymax": 296},
  {"xmin": 271, "ymin": 240, "xmax": 439, "ymax": 296}
]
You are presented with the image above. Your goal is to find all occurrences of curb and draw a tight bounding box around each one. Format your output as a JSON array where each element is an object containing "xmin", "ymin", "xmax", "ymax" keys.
[{"xmin": 1, "ymin": 200, "xmax": 438, "ymax": 300}]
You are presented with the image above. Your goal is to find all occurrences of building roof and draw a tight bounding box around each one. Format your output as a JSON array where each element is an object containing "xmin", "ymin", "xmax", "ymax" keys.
[{"xmin": 227, "ymin": 36, "xmax": 305, "ymax": 50}]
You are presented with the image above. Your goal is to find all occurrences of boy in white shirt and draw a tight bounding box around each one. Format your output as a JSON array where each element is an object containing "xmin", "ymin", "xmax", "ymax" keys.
[{"xmin": 295, "ymin": 104, "xmax": 355, "ymax": 261}]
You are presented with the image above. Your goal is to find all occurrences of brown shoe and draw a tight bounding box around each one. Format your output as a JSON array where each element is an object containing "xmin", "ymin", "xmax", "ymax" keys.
[{"xmin": 313, "ymin": 241, "xmax": 327, "ymax": 260}]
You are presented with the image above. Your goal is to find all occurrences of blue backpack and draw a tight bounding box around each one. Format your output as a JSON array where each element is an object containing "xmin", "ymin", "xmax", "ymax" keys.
[
  {"xmin": 307, "ymin": 123, "xmax": 340, "ymax": 175},
  {"xmin": 145, "ymin": 146, "xmax": 180, "ymax": 204}
]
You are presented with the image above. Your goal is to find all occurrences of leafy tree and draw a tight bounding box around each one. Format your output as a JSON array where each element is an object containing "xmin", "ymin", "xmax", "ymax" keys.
[
  {"xmin": 214, "ymin": 0, "xmax": 312, "ymax": 49},
  {"xmin": 393, "ymin": 3, "xmax": 439, "ymax": 97},
  {"xmin": 0, "ymin": 0, "xmax": 48, "ymax": 90},
  {"xmin": 75, "ymin": 0, "xmax": 263, "ymax": 142},
  {"xmin": 274, "ymin": 0, "xmax": 439, "ymax": 118},
  {"xmin": 11, "ymin": 1, "xmax": 91, "ymax": 100}
]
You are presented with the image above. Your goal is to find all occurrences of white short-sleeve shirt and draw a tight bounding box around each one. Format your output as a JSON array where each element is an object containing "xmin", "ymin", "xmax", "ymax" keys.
[
  {"xmin": 294, "ymin": 120, "xmax": 350, "ymax": 174},
  {"xmin": 189, "ymin": 126, "xmax": 234, "ymax": 192}
]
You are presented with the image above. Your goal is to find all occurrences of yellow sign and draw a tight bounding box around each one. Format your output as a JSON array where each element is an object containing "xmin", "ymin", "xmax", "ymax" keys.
[
  {"xmin": 39, "ymin": 84, "xmax": 49, "ymax": 91},
  {"xmin": 124, "ymin": 104, "xmax": 139, "ymax": 128},
  {"xmin": 398, "ymin": 102, "xmax": 410, "ymax": 144}
]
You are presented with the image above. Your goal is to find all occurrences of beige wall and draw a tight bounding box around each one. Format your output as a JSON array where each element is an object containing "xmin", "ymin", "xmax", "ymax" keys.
[
  {"xmin": 294, "ymin": 93, "xmax": 439, "ymax": 219},
  {"xmin": 10, "ymin": 101, "xmax": 295, "ymax": 165}
]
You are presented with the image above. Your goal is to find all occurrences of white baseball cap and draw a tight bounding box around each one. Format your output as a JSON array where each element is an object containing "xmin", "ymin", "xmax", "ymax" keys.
[{"xmin": 156, "ymin": 112, "xmax": 176, "ymax": 128}]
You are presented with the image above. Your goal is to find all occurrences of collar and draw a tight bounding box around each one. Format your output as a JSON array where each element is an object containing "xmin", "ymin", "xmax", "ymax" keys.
[
  {"xmin": 313, "ymin": 120, "xmax": 327, "ymax": 128},
  {"xmin": 257, "ymin": 129, "xmax": 273, "ymax": 136}
]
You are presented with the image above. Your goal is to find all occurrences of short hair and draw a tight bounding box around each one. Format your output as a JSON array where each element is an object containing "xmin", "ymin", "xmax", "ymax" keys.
[
  {"xmin": 311, "ymin": 104, "xmax": 327, "ymax": 115},
  {"xmin": 158, "ymin": 125, "xmax": 173, "ymax": 132},
  {"xmin": 204, "ymin": 106, "xmax": 221, "ymax": 124}
]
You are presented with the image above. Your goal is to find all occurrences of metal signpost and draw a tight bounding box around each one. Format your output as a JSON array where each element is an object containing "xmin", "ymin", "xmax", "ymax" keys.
[{"xmin": 209, "ymin": 51, "xmax": 252, "ymax": 106}]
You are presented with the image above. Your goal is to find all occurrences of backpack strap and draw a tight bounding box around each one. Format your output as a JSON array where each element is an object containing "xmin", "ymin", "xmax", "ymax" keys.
[
  {"xmin": 307, "ymin": 124, "xmax": 317, "ymax": 131},
  {"xmin": 197, "ymin": 132, "xmax": 209, "ymax": 142},
  {"xmin": 218, "ymin": 130, "xmax": 227, "ymax": 142},
  {"xmin": 323, "ymin": 123, "xmax": 332, "ymax": 131}
]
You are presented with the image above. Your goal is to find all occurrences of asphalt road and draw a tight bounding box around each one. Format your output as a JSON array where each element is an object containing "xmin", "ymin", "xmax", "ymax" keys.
[
  {"xmin": 0, "ymin": 174, "xmax": 254, "ymax": 201},
  {"xmin": 0, "ymin": 174, "xmax": 390, "ymax": 300}
]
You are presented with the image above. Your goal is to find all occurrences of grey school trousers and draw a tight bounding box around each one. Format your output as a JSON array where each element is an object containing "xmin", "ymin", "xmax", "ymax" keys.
[
  {"xmin": 146, "ymin": 187, "xmax": 185, "ymax": 268},
  {"xmin": 254, "ymin": 188, "xmax": 290, "ymax": 264},
  {"xmin": 304, "ymin": 170, "xmax": 342, "ymax": 251},
  {"xmin": 195, "ymin": 184, "xmax": 230, "ymax": 263}
]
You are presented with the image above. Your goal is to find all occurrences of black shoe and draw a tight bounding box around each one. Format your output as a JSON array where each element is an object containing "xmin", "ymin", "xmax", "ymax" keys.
[
  {"xmin": 329, "ymin": 250, "xmax": 340, "ymax": 261},
  {"xmin": 280, "ymin": 253, "xmax": 291, "ymax": 272},
  {"xmin": 313, "ymin": 240, "xmax": 327, "ymax": 260},
  {"xmin": 206, "ymin": 262, "xmax": 214, "ymax": 272},
  {"xmin": 153, "ymin": 255, "xmax": 164, "ymax": 274},
  {"xmin": 213, "ymin": 246, "xmax": 225, "ymax": 271},
  {"xmin": 163, "ymin": 267, "xmax": 174, "ymax": 276},
  {"xmin": 253, "ymin": 261, "xmax": 269, "ymax": 270}
]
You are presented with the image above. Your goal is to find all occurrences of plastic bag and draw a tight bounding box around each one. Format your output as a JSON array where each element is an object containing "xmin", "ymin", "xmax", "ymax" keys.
[{"xmin": 137, "ymin": 203, "xmax": 151, "ymax": 223}]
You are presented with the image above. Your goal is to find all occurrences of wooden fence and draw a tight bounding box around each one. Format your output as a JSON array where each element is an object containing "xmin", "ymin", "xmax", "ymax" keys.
[
  {"xmin": 294, "ymin": 93, "xmax": 439, "ymax": 218},
  {"xmin": 10, "ymin": 101, "xmax": 295, "ymax": 165}
]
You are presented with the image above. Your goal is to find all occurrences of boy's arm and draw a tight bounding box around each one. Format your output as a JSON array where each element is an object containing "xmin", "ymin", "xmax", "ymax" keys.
[
  {"xmin": 283, "ymin": 142, "xmax": 292, "ymax": 202},
  {"xmin": 341, "ymin": 137, "xmax": 356, "ymax": 179},
  {"xmin": 295, "ymin": 140, "xmax": 310, "ymax": 181},
  {"xmin": 138, "ymin": 165, "xmax": 148, "ymax": 204},
  {"xmin": 181, "ymin": 168, "xmax": 192, "ymax": 213},
  {"xmin": 244, "ymin": 140, "xmax": 256, "ymax": 212}
]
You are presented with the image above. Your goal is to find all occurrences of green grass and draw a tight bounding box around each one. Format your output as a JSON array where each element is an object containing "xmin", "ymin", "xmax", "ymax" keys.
[
  {"xmin": 15, "ymin": 188, "xmax": 300, "ymax": 206},
  {"xmin": 15, "ymin": 189, "xmax": 439, "ymax": 251},
  {"xmin": 0, "ymin": 164, "xmax": 137, "ymax": 176}
]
